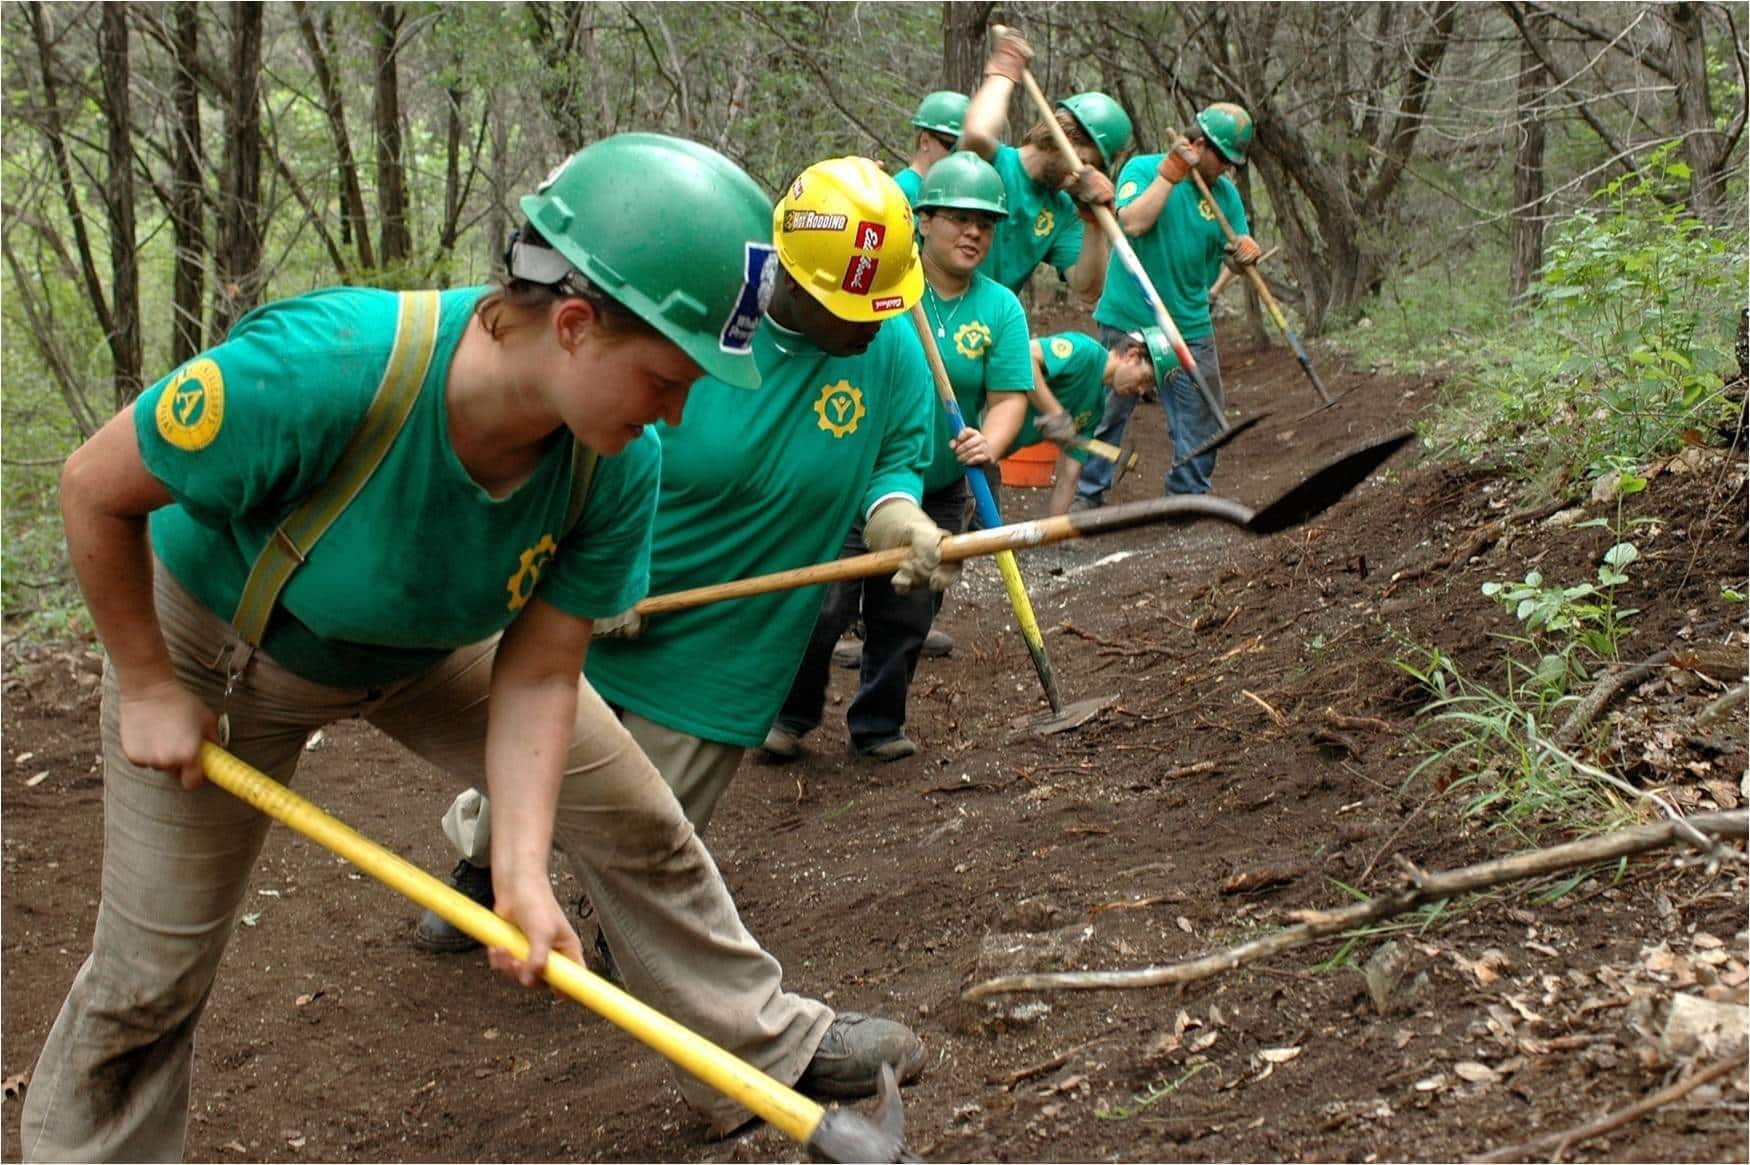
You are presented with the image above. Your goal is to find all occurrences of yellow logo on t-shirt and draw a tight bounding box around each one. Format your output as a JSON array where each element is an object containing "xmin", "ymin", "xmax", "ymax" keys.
[
  {"xmin": 155, "ymin": 358, "xmax": 225, "ymax": 451},
  {"xmin": 1197, "ymin": 199, "xmax": 1217, "ymax": 222},
  {"xmin": 813, "ymin": 380, "xmax": 866, "ymax": 438},
  {"xmin": 953, "ymin": 321, "xmax": 992, "ymax": 360},
  {"xmin": 1049, "ymin": 337, "xmax": 1074, "ymax": 359},
  {"xmin": 1118, "ymin": 181, "xmax": 1138, "ymax": 201},
  {"xmin": 506, "ymin": 534, "xmax": 558, "ymax": 611},
  {"xmin": 1033, "ymin": 208, "xmax": 1055, "ymax": 237}
]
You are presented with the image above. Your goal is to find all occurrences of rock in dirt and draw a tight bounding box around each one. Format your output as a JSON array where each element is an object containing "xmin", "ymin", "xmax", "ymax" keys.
[
  {"xmin": 1660, "ymin": 993, "xmax": 1750, "ymax": 1060},
  {"xmin": 975, "ymin": 922, "xmax": 1093, "ymax": 983}
]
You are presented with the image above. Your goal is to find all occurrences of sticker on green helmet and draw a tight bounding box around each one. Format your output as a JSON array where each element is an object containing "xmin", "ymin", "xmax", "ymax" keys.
[{"xmin": 720, "ymin": 243, "xmax": 778, "ymax": 354}]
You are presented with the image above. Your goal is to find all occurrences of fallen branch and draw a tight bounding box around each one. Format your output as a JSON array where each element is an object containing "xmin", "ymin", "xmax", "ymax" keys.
[
  {"xmin": 1325, "ymin": 707, "xmax": 1394, "ymax": 734},
  {"xmin": 1382, "ymin": 496, "xmax": 1573, "ymax": 597},
  {"xmin": 961, "ymin": 811, "xmax": 1747, "ymax": 999},
  {"xmin": 1470, "ymin": 1055, "xmax": 1743, "ymax": 1163},
  {"xmin": 1557, "ymin": 648, "xmax": 1674, "ymax": 744}
]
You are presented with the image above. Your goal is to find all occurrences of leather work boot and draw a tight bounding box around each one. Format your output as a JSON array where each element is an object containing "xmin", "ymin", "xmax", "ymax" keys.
[
  {"xmin": 412, "ymin": 859, "xmax": 492, "ymax": 953},
  {"xmin": 921, "ymin": 628, "xmax": 953, "ymax": 658},
  {"xmin": 795, "ymin": 1012, "xmax": 925, "ymax": 1100},
  {"xmin": 760, "ymin": 726, "xmax": 803, "ymax": 761},
  {"xmin": 856, "ymin": 736, "xmax": 918, "ymax": 763}
]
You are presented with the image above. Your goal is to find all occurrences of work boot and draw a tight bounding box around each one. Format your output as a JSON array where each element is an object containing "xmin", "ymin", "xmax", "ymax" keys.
[
  {"xmin": 795, "ymin": 1012, "xmax": 925, "ymax": 1100},
  {"xmin": 831, "ymin": 637, "xmax": 862, "ymax": 669},
  {"xmin": 921, "ymin": 628, "xmax": 953, "ymax": 658},
  {"xmin": 760, "ymin": 726, "xmax": 803, "ymax": 761},
  {"xmin": 855, "ymin": 736, "xmax": 918, "ymax": 763},
  {"xmin": 1067, "ymin": 494, "xmax": 1100, "ymax": 514},
  {"xmin": 412, "ymin": 859, "xmax": 492, "ymax": 953}
]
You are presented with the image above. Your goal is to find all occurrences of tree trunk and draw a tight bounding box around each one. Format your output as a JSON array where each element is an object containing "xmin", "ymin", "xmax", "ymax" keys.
[
  {"xmin": 374, "ymin": 3, "xmax": 411, "ymax": 267},
  {"xmin": 170, "ymin": 2, "xmax": 205, "ymax": 364},
  {"xmin": 98, "ymin": 3, "xmax": 142, "ymax": 406},
  {"xmin": 1508, "ymin": 3, "xmax": 1547, "ymax": 305},
  {"xmin": 1663, "ymin": 2, "xmax": 1732, "ymax": 223},
  {"xmin": 942, "ymin": 1, "xmax": 992, "ymax": 96},
  {"xmin": 210, "ymin": 2, "xmax": 264, "ymax": 343},
  {"xmin": 294, "ymin": 2, "xmax": 374, "ymax": 271}
]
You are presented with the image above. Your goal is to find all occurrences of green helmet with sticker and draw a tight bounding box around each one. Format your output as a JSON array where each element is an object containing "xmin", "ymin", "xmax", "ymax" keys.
[
  {"xmin": 518, "ymin": 133, "xmax": 775, "ymax": 390},
  {"xmin": 914, "ymin": 151, "xmax": 1007, "ymax": 216},
  {"xmin": 911, "ymin": 90, "xmax": 969, "ymax": 139},
  {"xmin": 1133, "ymin": 327, "xmax": 1179, "ymax": 383},
  {"xmin": 1195, "ymin": 102, "xmax": 1254, "ymax": 167},
  {"xmin": 1058, "ymin": 92, "xmax": 1134, "ymax": 171}
]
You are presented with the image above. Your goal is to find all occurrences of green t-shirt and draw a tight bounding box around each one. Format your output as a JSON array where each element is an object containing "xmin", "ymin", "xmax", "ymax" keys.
[
  {"xmin": 1093, "ymin": 156, "xmax": 1248, "ymax": 341},
  {"xmin": 979, "ymin": 144, "xmax": 1085, "ymax": 295},
  {"xmin": 918, "ymin": 273, "xmax": 1033, "ymax": 493},
  {"xmin": 587, "ymin": 316, "xmax": 932, "ymax": 747},
  {"xmin": 1014, "ymin": 332, "xmax": 1108, "ymax": 463},
  {"xmin": 138, "ymin": 286, "xmax": 659, "ymax": 688},
  {"xmin": 894, "ymin": 166, "xmax": 924, "ymax": 208}
]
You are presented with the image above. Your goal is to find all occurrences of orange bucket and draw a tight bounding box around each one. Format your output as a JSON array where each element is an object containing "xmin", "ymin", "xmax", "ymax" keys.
[{"xmin": 999, "ymin": 440, "xmax": 1058, "ymax": 487}]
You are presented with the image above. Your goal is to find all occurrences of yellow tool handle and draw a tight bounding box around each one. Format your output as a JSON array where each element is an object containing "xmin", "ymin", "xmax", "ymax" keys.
[
  {"xmin": 198, "ymin": 742, "xmax": 826, "ymax": 1144},
  {"xmin": 994, "ymin": 550, "xmax": 1044, "ymax": 645}
]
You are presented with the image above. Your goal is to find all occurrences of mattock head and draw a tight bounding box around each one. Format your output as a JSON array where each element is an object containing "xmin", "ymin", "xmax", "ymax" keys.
[{"xmin": 807, "ymin": 1063, "xmax": 924, "ymax": 1163}]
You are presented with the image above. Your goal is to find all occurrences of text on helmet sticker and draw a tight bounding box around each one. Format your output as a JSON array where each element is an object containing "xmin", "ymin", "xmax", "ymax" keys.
[
  {"xmin": 783, "ymin": 210, "xmax": 848, "ymax": 232},
  {"xmin": 870, "ymin": 295, "xmax": 905, "ymax": 312},
  {"xmin": 841, "ymin": 254, "xmax": 879, "ymax": 294},
  {"xmin": 854, "ymin": 221, "xmax": 886, "ymax": 251},
  {"xmin": 720, "ymin": 242, "xmax": 779, "ymax": 354}
]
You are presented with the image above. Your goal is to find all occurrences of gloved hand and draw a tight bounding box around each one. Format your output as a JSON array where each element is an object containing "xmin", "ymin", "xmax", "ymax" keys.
[
  {"xmin": 1224, "ymin": 235, "xmax": 1262, "ymax": 275},
  {"xmin": 591, "ymin": 607, "xmax": 645, "ymax": 639},
  {"xmin": 1036, "ymin": 410, "xmax": 1080, "ymax": 448},
  {"xmin": 1157, "ymin": 137, "xmax": 1201, "ymax": 184},
  {"xmin": 984, "ymin": 29, "xmax": 1034, "ymax": 83},
  {"xmin": 864, "ymin": 498, "xmax": 960, "ymax": 595},
  {"xmin": 1068, "ymin": 167, "xmax": 1115, "ymax": 216}
]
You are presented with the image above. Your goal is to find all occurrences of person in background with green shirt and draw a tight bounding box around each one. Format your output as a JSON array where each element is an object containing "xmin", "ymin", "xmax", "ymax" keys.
[
  {"xmin": 1072, "ymin": 103, "xmax": 1263, "ymax": 506},
  {"xmin": 417, "ymin": 159, "xmax": 953, "ymax": 1009},
  {"xmin": 25, "ymin": 135, "xmax": 926, "ymax": 1159},
  {"xmin": 958, "ymin": 28, "xmax": 1131, "ymax": 304},
  {"xmin": 893, "ymin": 89, "xmax": 969, "ymax": 207},
  {"xmin": 766, "ymin": 150, "xmax": 1036, "ymax": 764},
  {"xmin": 1022, "ymin": 328, "xmax": 1174, "ymax": 515}
]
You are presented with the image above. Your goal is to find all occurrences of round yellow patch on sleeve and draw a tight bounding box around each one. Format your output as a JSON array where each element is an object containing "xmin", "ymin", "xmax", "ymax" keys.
[{"xmin": 155, "ymin": 358, "xmax": 225, "ymax": 451}]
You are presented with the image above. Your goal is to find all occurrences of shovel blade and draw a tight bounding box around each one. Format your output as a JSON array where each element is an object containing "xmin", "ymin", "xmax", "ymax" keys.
[
  {"xmin": 1247, "ymin": 429, "xmax": 1415, "ymax": 535},
  {"xmin": 806, "ymin": 1063, "xmax": 922, "ymax": 1163},
  {"xmin": 1170, "ymin": 413, "xmax": 1267, "ymax": 470}
]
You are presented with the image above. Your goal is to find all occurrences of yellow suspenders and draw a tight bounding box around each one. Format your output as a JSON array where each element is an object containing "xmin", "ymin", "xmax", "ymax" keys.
[{"xmin": 230, "ymin": 290, "xmax": 599, "ymax": 648}]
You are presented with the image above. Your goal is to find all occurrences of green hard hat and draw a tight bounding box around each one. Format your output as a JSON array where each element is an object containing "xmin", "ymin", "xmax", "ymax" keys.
[
  {"xmin": 915, "ymin": 151, "xmax": 1007, "ymax": 216},
  {"xmin": 1134, "ymin": 327, "xmax": 1179, "ymax": 383},
  {"xmin": 1195, "ymin": 102, "xmax": 1254, "ymax": 167},
  {"xmin": 1058, "ymin": 92, "xmax": 1134, "ymax": 170},
  {"xmin": 911, "ymin": 90, "xmax": 969, "ymax": 139},
  {"xmin": 519, "ymin": 133, "xmax": 776, "ymax": 390}
]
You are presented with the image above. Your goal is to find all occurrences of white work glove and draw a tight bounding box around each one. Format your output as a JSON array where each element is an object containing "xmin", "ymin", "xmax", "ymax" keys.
[
  {"xmin": 864, "ymin": 499, "xmax": 960, "ymax": 595},
  {"xmin": 591, "ymin": 607, "xmax": 645, "ymax": 639},
  {"xmin": 1036, "ymin": 410, "xmax": 1080, "ymax": 448}
]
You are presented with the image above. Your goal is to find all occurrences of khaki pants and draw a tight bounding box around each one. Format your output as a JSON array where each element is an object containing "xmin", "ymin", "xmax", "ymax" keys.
[
  {"xmin": 444, "ymin": 710, "xmax": 748, "ymax": 857},
  {"xmin": 22, "ymin": 568, "xmax": 830, "ymax": 1161}
]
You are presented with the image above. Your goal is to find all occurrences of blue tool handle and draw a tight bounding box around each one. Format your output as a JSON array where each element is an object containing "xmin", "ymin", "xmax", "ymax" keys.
[{"xmin": 941, "ymin": 395, "xmax": 1004, "ymax": 528}]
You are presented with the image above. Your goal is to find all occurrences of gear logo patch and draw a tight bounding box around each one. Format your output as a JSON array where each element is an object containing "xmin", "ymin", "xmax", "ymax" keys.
[
  {"xmin": 953, "ymin": 321, "xmax": 992, "ymax": 360},
  {"xmin": 1118, "ymin": 181, "xmax": 1138, "ymax": 201},
  {"xmin": 506, "ymin": 534, "xmax": 558, "ymax": 611},
  {"xmin": 1050, "ymin": 337, "xmax": 1074, "ymax": 359},
  {"xmin": 813, "ymin": 379, "xmax": 866, "ymax": 438},
  {"xmin": 155, "ymin": 358, "xmax": 225, "ymax": 451},
  {"xmin": 1033, "ymin": 208, "xmax": 1055, "ymax": 238},
  {"xmin": 1198, "ymin": 199, "xmax": 1217, "ymax": 222}
]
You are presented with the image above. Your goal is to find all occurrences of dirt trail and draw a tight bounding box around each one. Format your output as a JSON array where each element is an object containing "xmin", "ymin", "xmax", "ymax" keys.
[{"xmin": 4, "ymin": 312, "xmax": 1745, "ymax": 1163}]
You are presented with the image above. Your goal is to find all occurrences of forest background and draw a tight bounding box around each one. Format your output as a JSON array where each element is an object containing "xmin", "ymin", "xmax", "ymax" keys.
[{"xmin": 2, "ymin": 0, "xmax": 1744, "ymax": 640}]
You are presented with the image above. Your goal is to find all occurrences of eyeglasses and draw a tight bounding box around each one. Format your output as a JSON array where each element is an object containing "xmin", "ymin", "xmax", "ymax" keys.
[
  {"xmin": 931, "ymin": 132, "xmax": 958, "ymax": 152},
  {"xmin": 930, "ymin": 210, "xmax": 997, "ymax": 233}
]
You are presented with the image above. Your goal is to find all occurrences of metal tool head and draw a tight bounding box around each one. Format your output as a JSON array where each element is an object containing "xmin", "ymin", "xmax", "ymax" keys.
[
  {"xmin": 1015, "ymin": 692, "xmax": 1121, "ymax": 736},
  {"xmin": 1170, "ymin": 412, "xmax": 1267, "ymax": 469},
  {"xmin": 806, "ymin": 1063, "xmax": 923, "ymax": 1163},
  {"xmin": 1246, "ymin": 429, "xmax": 1416, "ymax": 535}
]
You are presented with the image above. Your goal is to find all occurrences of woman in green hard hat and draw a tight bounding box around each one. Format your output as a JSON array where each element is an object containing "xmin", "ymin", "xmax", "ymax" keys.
[
  {"xmin": 894, "ymin": 89, "xmax": 969, "ymax": 206},
  {"xmin": 959, "ymin": 27, "xmax": 1134, "ymax": 302},
  {"xmin": 770, "ymin": 150, "xmax": 1041, "ymax": 762},
  {"xmin": 23, "ymin": 133, "xmax": 914, "ymax": 1160}
]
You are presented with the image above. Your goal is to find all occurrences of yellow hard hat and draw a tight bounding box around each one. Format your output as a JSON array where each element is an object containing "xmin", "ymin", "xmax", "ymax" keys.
[{"xmin": 772, "ymin": 157, "xmax": 924, "ymax": 322}]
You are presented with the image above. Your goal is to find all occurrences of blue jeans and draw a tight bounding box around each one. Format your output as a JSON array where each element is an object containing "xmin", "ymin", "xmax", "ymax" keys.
[
  {"xmin": 777, "ymin": 479, "xmax": 969, "ymax": 752},
  {"xmin": 1075, "ymin": 326, "xmax": 1225, "ymax": 502}
]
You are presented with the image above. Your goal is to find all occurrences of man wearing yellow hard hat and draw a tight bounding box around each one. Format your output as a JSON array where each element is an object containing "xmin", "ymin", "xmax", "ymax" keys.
[{"xmin": 417, "ymin": 159, "xmax": 951, "ymax": 1122}]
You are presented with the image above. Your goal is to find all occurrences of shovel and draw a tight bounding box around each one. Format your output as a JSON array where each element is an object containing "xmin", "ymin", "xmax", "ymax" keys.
[
  {"xmin": 1181, "ymin": 159, "xmax": 1336, "ymax": 409},
  {"xmin": 196, "ymin": 743, "xmax": 920, "ymax": 1164},
  {"xmin": 637, "ymin": 430, "xmax": 1414, "ymax": 616},
  {"xmin": 909, "ymin": 306, "xmax": 1116, "ymax": 733},
  {"xmin": 999, "ymin": 35, "xmax": 1262, "ymax": 469}
]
